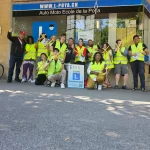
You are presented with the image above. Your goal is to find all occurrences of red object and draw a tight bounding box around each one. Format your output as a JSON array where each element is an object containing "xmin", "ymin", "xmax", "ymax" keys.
[
  {"xmin": 84, "ymin": 79, "xmax": 87, "ymax": 87},
  {"xmin": 75, "ymin": 46, "xmax": 87, "ymax": 57},
  {"xmin": 20, "ymin": 31, "xmax": 26, "ymax": 36}
]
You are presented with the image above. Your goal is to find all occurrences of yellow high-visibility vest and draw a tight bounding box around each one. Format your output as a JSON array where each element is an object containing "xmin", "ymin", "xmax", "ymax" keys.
[
  {"xmin": 55, "ymin": 40, "xmax": 67, "ymax": 60},
  {"xmin": 37, "ymin": 42, "xmax": 48, "ymax": 57},
  {"xmin": 130, "ymin": 43, "xmax": 144, "ymax": 62},
  {"xmin": 87, "ymin": 45, "xmax": 98, "ymax": 62},
  {"xmin": 37, "ymin": 61, "xmax": 47, "ymax": 75},
  {"xmin": 24, "ymin": 44, "xmax": 36, "ymax": 60},
  {"xmin": 113, "ymin": 47, "xmax": 128, "ymax": 64},
  {"xmin": 48, "ymin": 58, "xmax": 62, "ymax": 76},
  {"xmin": 103, "ymin": 50, "xmax": 114, "ymax": 69},
  {"xmin": 74, "ymin": 46, "xmax": 86, "ymax": 62},
  {"xmin": 89, "ymin": 61, "xmax": 106, "ymax": 79}
]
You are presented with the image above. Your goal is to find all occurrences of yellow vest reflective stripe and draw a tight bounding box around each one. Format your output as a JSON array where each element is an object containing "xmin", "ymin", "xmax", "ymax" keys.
[
  {"xmin": 103, "ymin": 50, "xmax": 114, "ymax": 69},
  {"xmin": 75, "ymin": 46, "xmax": 86, "ymax": 62},
  {"xmin": 37, "ymin": 61, "xmax": 47, "ymax": 75},
  {"xmin": 55, "ymin": 41, "xmax": 67, "ymax": 59},
  {"xmin": 90, "ymin": 61, "xmax": 106, "ymax": 79},
  {"xmin": 48, "ymin": 59, "xmax": 62, "ymax": 76},
  {"xmin": 113, "ymin": 47, "xmax": 128, "ymax": 64},
  {"xmin": 130, "ymin": 43, "xmax": 144, "ymax": 62},
  {"xmin": 24, "ymin": 44, "xmax": 36, "ymax": 60},
  {"xmin": 37, "ymin": 42, "xmax": 48, "ymax": 57},
  {"xmin": 87, "ymin": 45, "xmax": 98, "ymax": 61}
]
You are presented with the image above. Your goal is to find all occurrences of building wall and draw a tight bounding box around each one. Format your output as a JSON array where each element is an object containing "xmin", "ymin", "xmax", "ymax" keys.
[{"xmin": 0, "ymin": 0, "xmax": 11, "ymax": 77}]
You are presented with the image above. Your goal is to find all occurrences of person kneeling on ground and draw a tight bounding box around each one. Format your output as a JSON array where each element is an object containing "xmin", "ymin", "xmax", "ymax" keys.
[
  {"xmin": 44, "ymin": 48, "xmax": 66, "ymax": 89},
  {"xmin": 87, "ymin": 52, "xmax": 107, "ymax": 90},
  {"xmin": 35, "ymin": 53, "xmax": 48, "ymax": 85}
]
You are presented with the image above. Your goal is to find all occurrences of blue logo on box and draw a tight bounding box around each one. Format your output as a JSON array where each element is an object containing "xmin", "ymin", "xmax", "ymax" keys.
[{"xmin": 73, "ymin": 73, "xmax": 80, "ymax": 80}]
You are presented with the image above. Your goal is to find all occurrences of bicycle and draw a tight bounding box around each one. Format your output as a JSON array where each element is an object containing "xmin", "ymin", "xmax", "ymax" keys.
[{"xmin": 0, "ymin": 63, "xmax": 4, "ymax": 79}]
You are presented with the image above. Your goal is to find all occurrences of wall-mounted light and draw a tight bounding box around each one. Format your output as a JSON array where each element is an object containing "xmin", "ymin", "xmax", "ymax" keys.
[{"xmin": 96, "ymin": 21, "xmax": 99, "ymax": 29}]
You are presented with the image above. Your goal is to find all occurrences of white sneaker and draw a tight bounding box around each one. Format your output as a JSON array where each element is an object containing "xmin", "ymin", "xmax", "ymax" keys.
[
  {"xmin": 31, "ymin": 80, "xmax": 35, "ymax": 83},
  {"xmin": 61, "ymin": 83, "xmax": 65, "ymax": 89},
  {"xmin": 51, "ymin": 82, "xmax": 56, "ymax": 87},
  {"xmin": 28, "ymin": 79, "xmax": 32, "ymax": 82},
  {"xmin": 21, "ymin": 78, "xmax": 27, "ymax": 82},
  {"xmin": 98, "ymin": 85, "xmax": 102, "ymax": 90}
]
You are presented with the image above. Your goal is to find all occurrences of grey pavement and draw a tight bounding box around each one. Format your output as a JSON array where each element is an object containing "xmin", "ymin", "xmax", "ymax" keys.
[{"xmin": 0, "ymin": 80, "xmax": 150, "ymax": 150}]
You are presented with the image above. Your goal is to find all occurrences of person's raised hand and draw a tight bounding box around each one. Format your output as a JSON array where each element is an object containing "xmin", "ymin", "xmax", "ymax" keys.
[
  {"xmin": 9, "ymin": 28, "xmax": 13, "ymax": 32},
  {"xmin": 41, "ymin": 34, "xmax": 46, "ymax": 39}
]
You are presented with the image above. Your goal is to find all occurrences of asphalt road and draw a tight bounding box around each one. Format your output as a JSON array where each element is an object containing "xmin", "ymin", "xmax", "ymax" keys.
[{"xmin": 0, "ymin": 80, "xmax": 150, "ymax": 150}]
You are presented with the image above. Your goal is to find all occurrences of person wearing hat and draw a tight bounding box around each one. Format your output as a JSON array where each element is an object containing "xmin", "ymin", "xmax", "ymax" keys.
[
  {"xmin": 44, "ymin": 48, "xmax": 67, "ymax": 89},
  {"xmin": 7, "ymin": 28, "xmax": 26, "ymax": 83},
  {"xmin": 128, "ymin": 35, "xmax": 149, "ymax": 92}
]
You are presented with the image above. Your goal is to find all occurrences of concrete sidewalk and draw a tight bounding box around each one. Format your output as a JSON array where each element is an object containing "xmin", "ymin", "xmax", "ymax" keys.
[{"xmin": 0, "ymin": 81, "xmax": 150, "ymax": 150}]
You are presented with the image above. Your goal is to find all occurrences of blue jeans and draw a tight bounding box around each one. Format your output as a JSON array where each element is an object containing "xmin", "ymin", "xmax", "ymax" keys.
[{"xmin": 8, "ymin": 55, "xmax": 23, "ymax": 79}]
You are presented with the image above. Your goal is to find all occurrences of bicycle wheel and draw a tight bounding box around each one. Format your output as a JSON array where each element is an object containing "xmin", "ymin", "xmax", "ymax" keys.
[{"xmin": 0, "ymin": 64, "xmax": 4, "ymax": 79}]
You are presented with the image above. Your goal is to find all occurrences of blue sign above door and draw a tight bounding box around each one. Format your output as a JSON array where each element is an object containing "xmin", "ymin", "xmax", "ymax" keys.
[{"xmin": 13, "ymin": 0, "xmax": 143, "ymax": 11}]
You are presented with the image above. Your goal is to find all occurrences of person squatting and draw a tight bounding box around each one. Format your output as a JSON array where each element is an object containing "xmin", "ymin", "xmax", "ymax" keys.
[{"xmin": 7, "ymin": 29, "xmax": 149, "ymax": 91}]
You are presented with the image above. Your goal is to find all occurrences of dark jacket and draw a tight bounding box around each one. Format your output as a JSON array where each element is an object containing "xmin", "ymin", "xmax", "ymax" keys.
[{"xmin": 7, "ymin": 32, "xmax": 26, "ymax": 58}]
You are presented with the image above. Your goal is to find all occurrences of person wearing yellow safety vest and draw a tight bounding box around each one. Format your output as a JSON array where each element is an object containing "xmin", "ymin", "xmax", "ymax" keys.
[
  {"xmin": 35, "ymin": 53, "xmax": 48, "ymax": 85},
  {"xmin": 87, "ymin": 39, "xmax": 100, "ymax": 63},
  {"xmin": 101, "ymin": 43, "xmax": 114, "ymax": 88},
  {"xmin": 22, "ymin": 36, "xmax": 36, "ymax": 83},
  {"xmin": 128, "ymin": 35, "xmax": 149, "ymax": 92},
  {"xmin": 113, "ymin": 39, "xmax": 129, "ymax": 89},
  {"xmin": 87, "ymin": 52, "xmax": 107, "ymax": 90},
  {"xmin": 47, "ymin": 35, "xmax": 57, "ymax": 58},
  {"xmin": 74, "ymin": 38, "xmax": 87, "ymax": 65},
  {"xmin": 44, "ymin": 48, "xmax": 67, "ymax": 89},
  {"xmin": 51, "ymin": 33, "xmax": 67, "ymax": 64},
  {"xmin": 35, "ymin": 33, "xmax": 49, "ymax": 63},
  {"xmin": 75, "ymin": 38, "xmax": 87, "ymax": 87}
]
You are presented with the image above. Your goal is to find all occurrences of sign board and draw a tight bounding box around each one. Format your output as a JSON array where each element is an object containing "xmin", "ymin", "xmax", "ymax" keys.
[
  {"xmin": 77, "ymin": 30, "xmax": 94, "ymax": 42},
  {"xmin": 13, "ymin": 0, "xmax": 142, "ymax": 11},
  {"xmin": 68, "ymin": 64, "xmax": 84, "ymax": 88},
  {"xmin": 32, "ymin": 21, "xmax": 57, "ymax": 42}
]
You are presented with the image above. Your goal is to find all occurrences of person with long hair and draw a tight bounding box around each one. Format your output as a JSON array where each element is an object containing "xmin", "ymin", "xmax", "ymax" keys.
[
  {"xmin": 101, "ymin": 43, "xmax": 114, "ymax": 88},
  {"xmin": 35, "ymin": 53, "xmax": 48, "ymax": 85},
  {"xmin": 74, "ymin": 38, "xmax": 87, "ymax": 86},
  {"xmin": 22, "ymin": 36, "xmax": 36, "ymax": 82},
  {"xmin": 87, "ymin": 52, "xmax": 107, "ymax": 90},
  {"xmin": 74, "ymin": 38, "xmax": 87, "ymax": 65}
]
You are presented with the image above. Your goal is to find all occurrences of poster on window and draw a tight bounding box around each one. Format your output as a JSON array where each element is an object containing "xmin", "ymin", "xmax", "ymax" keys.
[
  {"xmin": 77, "ymin": 30, "xmax": 94, "ymax": 42},
  {"xmin": 68, "ymin": 64, "xmax": 84, "ymax": 88}
]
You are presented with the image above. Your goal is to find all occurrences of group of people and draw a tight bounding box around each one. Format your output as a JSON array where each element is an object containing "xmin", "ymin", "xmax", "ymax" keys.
[{"xmin": 7, "ymin": 28, "xmax": 149, "ymax": 91}]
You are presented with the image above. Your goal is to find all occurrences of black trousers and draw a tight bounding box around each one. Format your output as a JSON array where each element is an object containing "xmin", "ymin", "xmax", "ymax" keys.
[
  {"xmin": 8, "ymin": 55, "xmax": 23, "ymax": 80},
  {"xmin": 35, "ymin": 74, "xmax": 47, "ymax": 85},
  {"xmin": 130, "ymin": 60, "xmax": 145, "ymax": 88}
]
